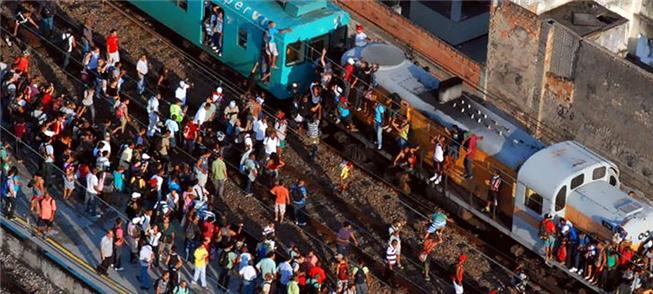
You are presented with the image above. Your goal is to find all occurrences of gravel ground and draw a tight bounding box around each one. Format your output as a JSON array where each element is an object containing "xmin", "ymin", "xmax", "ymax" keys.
[
  {"xmin": 45, "ymin": 1, "xmax": 509, "ymax": 291},
  {"xmin": 0, "ymin": 249, "xmax": 66, "ymax": 294}
]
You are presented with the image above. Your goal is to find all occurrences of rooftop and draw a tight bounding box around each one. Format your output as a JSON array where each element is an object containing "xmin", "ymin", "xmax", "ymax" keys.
[{"xmin": 541, "ymin": 1, "xmax": 626, "ymax": 37}]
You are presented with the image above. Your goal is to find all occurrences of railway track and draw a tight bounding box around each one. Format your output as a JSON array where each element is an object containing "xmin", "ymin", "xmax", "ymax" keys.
[
  {"xmin": 54, "ymin": 1, "xmax": 564, "ymax": 292},
  {"xmin": 0, "ymin": 3, "xmax": 405, "ymax": 293},
  {"xmin": 4, "ymin": 1, "xmax": 594, "ymax": 293}
]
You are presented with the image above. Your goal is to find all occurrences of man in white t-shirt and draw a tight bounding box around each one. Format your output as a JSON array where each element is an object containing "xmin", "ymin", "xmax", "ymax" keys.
[
  {"xmin": 253, "ymin": 118, "xmax": 268, "ymax": 145},
  {"xmin": 263, "ymin": 132, "xmax": 280, "ymax": 156},
  {"xmin": 175, "ymin": 80, "xmax": 192, "ymax": 105},
  {"xmin": 239, "ymin": 260, "xmax": 258, "ymax": 294},
  {"xmin": 354, "ymin": 24, "xmax": 370, "ymax": 47},
  {"xmin": 136, "ymin": 55, "xmax": 149, "ymax": 95},
  {"xmin": 85, "ymin": 167, "xmax": 101, "ymax": 217},
  {"xmin": 165, "ymin": 116, "xmax": 179, "ymax": 147},
  {"xmin": 193, "ymin": 102, "xmax": 210, "ymax": 126}
]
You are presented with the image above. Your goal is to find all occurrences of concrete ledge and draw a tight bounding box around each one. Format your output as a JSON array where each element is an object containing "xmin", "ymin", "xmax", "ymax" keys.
[{"xmin": 1, "ymin": 225, "xmax": 96, "ymax": 294}]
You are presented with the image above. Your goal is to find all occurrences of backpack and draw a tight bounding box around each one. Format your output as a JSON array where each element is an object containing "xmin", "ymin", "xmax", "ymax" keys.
[
  {"xmin": 239, "ymin": 160, "xmax": 248, "ymax": 175},
  {"xmin": 218, "ymin": 250, "xmax": 230, "ymax": 267},
  {"xmin": 291, "ymin": 185, "xmax": 304, "ymax": 203},
  {"xmin": 354, "ymin": 266, "xmax": 366, "ymax": 284}
]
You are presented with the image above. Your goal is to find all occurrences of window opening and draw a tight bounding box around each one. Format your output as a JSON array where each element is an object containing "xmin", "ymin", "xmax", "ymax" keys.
[
  {"xmin": 555, "ymin": 186, "xmax": 567, "ymax": 211},
  {"xmin": 570, "ymin": 174, "xmax": 584, "ymax": 190},
  {"xmin": 285, "ymin": 41, "xmax": 305, "ymax": 66},
  {"xmin": 525, "ymin": 188, "xmax": 543, "ymax": 215}
]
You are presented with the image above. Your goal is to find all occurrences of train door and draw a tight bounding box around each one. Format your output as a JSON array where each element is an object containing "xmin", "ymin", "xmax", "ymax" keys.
[
  {"xmin": 203, "ymin": 3, "xmax": 224, "ymax": 55},
  {"xmin": 512, "ymin": 183, "xmax": 548, "ymax": 252}
]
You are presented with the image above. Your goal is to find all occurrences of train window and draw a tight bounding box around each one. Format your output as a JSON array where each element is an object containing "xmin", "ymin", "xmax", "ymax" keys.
[
  {"xmin": 525, "ymin": 188, "xmax": 543, "ymax": 215},
  {"xmin": 555, "ymin": 186, "xmax": 567, "ymax": 211},
  {"xmin": 570, "ymin": 174, "xmax": 584, "ymax": 190},
  {"xmin": 177, "ymin": 0, "xmax": 188, "ymax": 11},
  {"xmin": 308, "ymin": 34, "xmax": 329, "ymax": 61},
  {"xmin": 285, "ymin": 41, "xmax": 305, "ymax": 66},
  {"xmin": 331, "ymin": 24, "xmax": 348, "ymax": 48},
  {"xmin": 592, "ymin": 167, "xmax": 606, "ymax": 180},
  {"xmin": 238, "ymin": 27, "xmax": 247, "ymax": 49},
  {"xmin": 609, "ymin": 176, "xmax": 617, "ymax": 186}
]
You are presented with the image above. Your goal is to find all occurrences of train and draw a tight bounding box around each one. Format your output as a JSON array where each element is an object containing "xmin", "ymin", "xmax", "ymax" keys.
[
  {"xmin": 343, "ymin": 43, "xmax": 653, "ymax": 291},
  {"xmin": 129, "ymin": 1, "xmax": 652, "ymax": 292},
  {"xmin": 128, "ymin": 0, "xmax": 349, "ymax": 99}
]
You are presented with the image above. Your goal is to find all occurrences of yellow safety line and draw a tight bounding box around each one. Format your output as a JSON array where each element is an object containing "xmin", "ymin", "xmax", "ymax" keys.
[{"xmin": 11, "ymin": 216, "xmax": 130, "ymax": 294}]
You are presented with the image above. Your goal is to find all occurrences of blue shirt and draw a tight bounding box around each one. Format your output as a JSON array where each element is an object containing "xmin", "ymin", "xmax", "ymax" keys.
[
  {"xmin": 374, "ymin": 104, "xmax": 385, "ymax": 123},
  {"xmin": 291, "ymin": 184, "xmax": 307, "ymax": 205},
  {"xmin": 267, "ymin": 28, "xmax": 279, "ymax": 43},
  {"xmin": 277, "ymin": 261, "xmax": 293, "ymax": 285},
  {"xmin": 112, "ymin": 171, "xmax": 125, "ymax": 191}
]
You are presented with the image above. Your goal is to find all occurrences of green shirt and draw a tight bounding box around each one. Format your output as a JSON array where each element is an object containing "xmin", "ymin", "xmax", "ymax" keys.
[
  {"xmin": 211, "ymin": 158, "xmax": 227, "ymax": 181},
  {"xmin": 256, "ymin": 257, "xmax": 277, "ymax": 277},
  {"xmin": 170, "ymin": 104, "xmax": 183, "ymax": 123},
  {"xmin": 287, "ymin": 281, "xmax": 300, "ymax": 294}
]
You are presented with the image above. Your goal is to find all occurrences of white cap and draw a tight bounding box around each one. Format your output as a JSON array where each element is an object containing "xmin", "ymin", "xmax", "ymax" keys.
[
  {"xmin": 142, "ymin": 153, "xmax": 151, "ymax": 160},
  {"xmin": 131, "ymin": 216, "xmax": 143, "ymax": 224},
  {"xmin": 216, "ymin": 87, "xmax": 223, "ymax": 94},
  {"xmin": 256, "ymin": 97, "xmax": 264, "ymax": 104},
  {"xmin": 131, "ymin": 192, "xmax": 142, "ymax": 199},
  {"xmin": 334, "ymin": 86, "xmax": 343, "ymax": 96},
  {"xmin": 179, "ymin": 80, "xmax": 188, "ymax": 88},
  {"xmin": 347, "ymin": 58, "xmax": 355, "ymax": 65}
]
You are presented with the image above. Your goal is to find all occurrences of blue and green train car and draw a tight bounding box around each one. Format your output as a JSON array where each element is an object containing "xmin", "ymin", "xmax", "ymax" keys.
[{"xmin": 128, "ymin": 0, "xmax": 350, "ymax": 98}]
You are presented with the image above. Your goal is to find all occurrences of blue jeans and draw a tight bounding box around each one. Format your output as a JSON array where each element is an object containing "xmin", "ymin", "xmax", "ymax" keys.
[
  {"xmin": 82, "ymin": 39, "xmax": 90, "ymax": 55},
  {"xmin": 137, "ymin": 73, "xmax": 146, "ymax": 95},
  {"xmin": 375, "ymin": 122, "xmax": 383, "ymax": 148},
  {"xmin": 293, "ymin": 203, "xmax": 306, "ymax": 225},
  {"xmin": 398, "ymin": 137, "xmax": 407, "ymax": 149},
  {"xmin": 242, "ymin": 280, "xmax": 255, "ymax": 294},
  {"xmin": 355, "ymin": 283, "xmax": 368, "ymax": 294},
  {"xmin": 139, "ymin": 264, "xmax": 150, "ymax": 289},
  {"xmin": 244, "ymin": 177, "xmax": 253, "ymax": 194},
  {"xmin": 85, "ymin": 191, "xmax": 97, "ymax": 214},
  {"xmin": 40, "ymin": 17, "xmax": 54, "ymax": 36}
]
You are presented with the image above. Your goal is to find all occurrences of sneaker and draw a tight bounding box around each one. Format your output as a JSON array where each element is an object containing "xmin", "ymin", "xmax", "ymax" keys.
[
  {"xmin": 569, "ymin": 267, "xmax": 577, "ymax": 273},
  {"xmin": 4, "ymin": 37, "xmax": 11, "ymax": 47},
  {"xmin": 424, "ymin": 276, "xmax": 430, "ymax": 281},
  {"xmin": 115, "ymin": 267, "xmax": 124, "ymax": 271},
  {"xmin": 577, "ymin": 269, "xmax": 583, "ymax": 275},
  {"xmin": 377, "ymin": 145, "xmax": 382, "ymax": 150},
  {"xmin": 356, "ymin": 107, "xmax": 362, "ymax": 111},
  {"xmin": 95, "ymin": 214, "xmax": 102, "ymax": 218}
]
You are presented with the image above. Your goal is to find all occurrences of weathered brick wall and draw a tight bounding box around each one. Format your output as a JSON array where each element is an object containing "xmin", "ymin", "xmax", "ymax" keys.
[
  {"xmin": 485, "ymin": 1, "xmax": 544, "ymax": 129},
  {"xmin": 487, "ymin": 1, "xmax": 653, "ymax": 192},
  {"xmin": 335, "ymin": 0, "xmax": 482, "ymax": 86}
]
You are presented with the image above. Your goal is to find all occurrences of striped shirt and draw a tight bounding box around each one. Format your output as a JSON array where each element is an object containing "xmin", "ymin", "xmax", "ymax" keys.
[
  {"xmin": 386, "ymin": 246, "xmax": 397, "ymax": 265},
  {"xmin": 307, "ymin": 120, "xmax": 320, "ymax": 139}
]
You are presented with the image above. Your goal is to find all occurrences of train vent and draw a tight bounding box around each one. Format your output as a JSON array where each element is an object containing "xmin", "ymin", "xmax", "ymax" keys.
[
  {"xmin": 283, "ymin": 0, "xmax": 327, "ymax": 17},
  {"xmin": 616, "ymin": 199, "xmax": 644, "ymax": 217}
]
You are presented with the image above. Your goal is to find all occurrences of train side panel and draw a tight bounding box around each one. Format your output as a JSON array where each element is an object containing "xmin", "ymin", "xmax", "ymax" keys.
[{"xmin": 129, "ymin": 0, "xmax": 204, "ymax": 46}]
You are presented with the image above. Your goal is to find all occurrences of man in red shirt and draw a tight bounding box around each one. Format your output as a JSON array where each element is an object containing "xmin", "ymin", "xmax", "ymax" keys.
[
  {"xmin": 270, "ymin": 180, "xmax": 290, "ymax": 222},
  {"xmin": 13, "ymin": 50, "xmax": 30, "ymax": 75},
  {"xmin": 183, "ymin": 121, "xmax": 198, "ymax": 153},
  {"xmin": 106, "ymin": 29, "xmax": 120, "ymax": 66},
  {"xmin": 307, "ymin": 261, "xmax": 326, "ymax": 291},
  {"xmin": 462, "ymin": 133, "xmax": 482, "ymax": 179},
  {"xmin": 539, "ymin": 214, "xmax": 557, "ymax": 264}
]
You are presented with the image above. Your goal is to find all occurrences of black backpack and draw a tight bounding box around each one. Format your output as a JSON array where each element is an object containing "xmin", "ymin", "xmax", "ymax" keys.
[
  {"xmin": 354, "ymin": 266, "xmax": 366, "ymax": 284},
  {"xmin": 218, "ymin": 250, "xmax": 230, "ymax": 267},
  {"xmin": 291, "ymin": 185, "xmax": 304, "ymax": 203}
]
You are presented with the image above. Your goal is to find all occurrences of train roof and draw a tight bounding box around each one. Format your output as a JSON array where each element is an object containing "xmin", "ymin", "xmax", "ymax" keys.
[
  {"xmin": 518, "ymin": 141, "xmax": 618, "ymax": 198},
  {"xmin": 218, "ymin": 0, "xmax": 348, "ymax": 30},
  {"xmin": 342, "ymin": 43, "xmax": 545, "ymax": 170}
]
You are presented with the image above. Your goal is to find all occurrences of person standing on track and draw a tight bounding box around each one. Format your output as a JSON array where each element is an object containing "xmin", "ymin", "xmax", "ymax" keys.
[
  {"xmin": 210, "ymin": 152, "xmax": 227, "ymax": 199},
  {"xmin": 270, "ymin": 180, "xmax": 290, "ymax": 223},
  {"xmin": 112, "ymin": 218, "xmax": 125, "ymax": 271},
  {"xmin": 106, "ymin": 29, "xmax": 120, "ymax": 66},
  {"xmin": 336, "ymin": 221, "xmax": 359, "ymax": 256},
  {"xmin": 452, "ymin": 253, "xmax": 466, "ymax": 294},
  {"xmin": 60, "ymin": 28, "xmax": 76, "ymax": 69},
  {"xmin": 290, "ymin": 179, "xmax": 308, "ymax": 226},
  {"xmin": 420, "ymin": 234, "xmax": 442, "ymax": 281},
  {"xmin": 136, "ymin": 54, "xmax": 149, "ymax": 96},
  {"xmin": 5, "ymin": 5, "xmax": 38, "ymax": 47},
  {"xmin": 191, "ymin": 242, "xmax": 209, "ymax": 289}
]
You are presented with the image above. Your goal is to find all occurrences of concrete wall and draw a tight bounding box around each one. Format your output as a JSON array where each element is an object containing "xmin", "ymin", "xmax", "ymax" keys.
[
  {"xmin": 335, "ymin": 0, "xmax": 483, "ymax": 85},
  {"xmin": 487, "ymin": 0, "xmax": 653, "ymax": 192},
  {"xmin": 1, "ymin": 228, "xmax": 95, "ymax": 294}
]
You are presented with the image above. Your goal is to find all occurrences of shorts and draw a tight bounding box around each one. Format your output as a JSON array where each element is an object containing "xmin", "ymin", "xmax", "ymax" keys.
[
  {"xmin": 108, "ymin": 51, "xmax": 120, "ymax": 65},
  {"xmin": 267, "ymin": 42, "xmax": 279, "ymax": 57},
  {"xmin": 544, "ymin": 235, "xmax": 556, "ymax": 248},
  {"xmin": 275, "ymin": 203, "xmax": 286, "ymax": 215},
  {"xmin": 39, "ymin": 218, "xmax": 53, "ymax": 228}
]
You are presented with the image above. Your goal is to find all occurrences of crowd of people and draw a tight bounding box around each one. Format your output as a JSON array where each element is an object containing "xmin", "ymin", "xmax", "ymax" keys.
[
  {"xmin": 0, "ymin": 2, "xmax": 446, "ymax": 294},
  {"xmin": 2, "ymin": 1, "xmax": 652, "ymax": 294}
]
